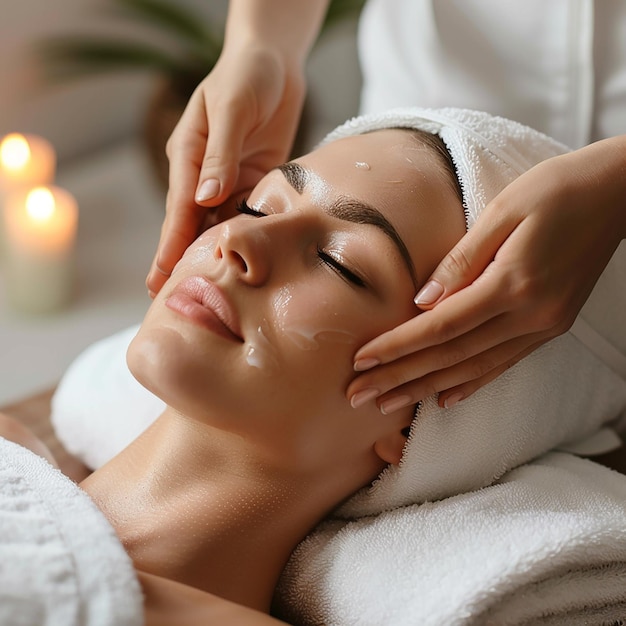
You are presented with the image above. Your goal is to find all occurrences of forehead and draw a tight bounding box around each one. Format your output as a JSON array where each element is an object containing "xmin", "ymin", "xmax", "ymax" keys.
[
  {"xmin": 297, "ymin": 130, "xmax": 465, "ymax": 284},
  {"xmin": 303, "ymin": 129, "xmax": 436, "ymax": 194}
]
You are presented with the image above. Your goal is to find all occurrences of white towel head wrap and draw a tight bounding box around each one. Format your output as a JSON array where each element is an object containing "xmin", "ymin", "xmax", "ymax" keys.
[
  {"xmin": 320, "ymin": 107, "xmax": 626, "ymax": 517},
  {"xmin": 322, "ymin": 106, "xmax": 567, "ymax": 229}
]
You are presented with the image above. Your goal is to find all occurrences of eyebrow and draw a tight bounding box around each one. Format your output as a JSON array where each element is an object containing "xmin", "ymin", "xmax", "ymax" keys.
[{"xmin": 277, "ymin": 162, "xmax": 418, "ymax": 287}]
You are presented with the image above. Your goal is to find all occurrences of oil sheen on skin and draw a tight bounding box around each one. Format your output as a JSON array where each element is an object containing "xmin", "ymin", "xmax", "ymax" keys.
[{"xmin": 244, "ymin": 285, "xmax": 356, "ymax": 371}]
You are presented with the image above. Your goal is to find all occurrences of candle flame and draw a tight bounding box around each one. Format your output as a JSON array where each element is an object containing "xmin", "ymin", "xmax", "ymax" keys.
[
  {"xmin": 26, "ymin": 187, "xmax": 56, "ymax": 222},
  {"xmin": 0, "ymin": 133, "xmax": 31, "ymax": 171}
]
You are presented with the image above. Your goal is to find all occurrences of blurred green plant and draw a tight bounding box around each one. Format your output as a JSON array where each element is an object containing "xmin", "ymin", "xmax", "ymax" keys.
[
  {"xmin": 39, "ymin": 0, "xmax": 366, "ymax": 99},
  {"xmin": 38, "ymin": 0, "xmax": 365, "ymax": 187}
]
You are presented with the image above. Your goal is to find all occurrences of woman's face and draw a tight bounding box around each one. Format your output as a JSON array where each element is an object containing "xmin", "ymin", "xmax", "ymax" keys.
[{"xmin": 129, "ymin": 129, "xmax": 465, "ymax": 470}]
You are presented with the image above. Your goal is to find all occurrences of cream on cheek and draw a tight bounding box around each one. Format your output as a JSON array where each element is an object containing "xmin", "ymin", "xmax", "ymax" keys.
[
  {"xmin": 244, "ymin": 320, "xmax": 277, "ymax": 370},
  {"xmin": 272, "ymin": 284, "xmax": 358, "ymax": 350},
  {"xmin": 243, "ymin": 283, "xmax": 358, "ymax": 373}
]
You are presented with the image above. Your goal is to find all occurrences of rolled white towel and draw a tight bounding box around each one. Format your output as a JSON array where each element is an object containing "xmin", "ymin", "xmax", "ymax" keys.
[
  {"xmin": 51, "ymin": 324, "xmax": 164, "ymax": 469},
  {"xmin": 275, "ymin": 451, "xmax": 626, "ymax": 626}
]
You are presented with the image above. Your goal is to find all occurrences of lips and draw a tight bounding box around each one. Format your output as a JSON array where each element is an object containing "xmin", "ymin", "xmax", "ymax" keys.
[{"xmin": 165, "ymin": 276, "xmax": 243, "ymax": 342}]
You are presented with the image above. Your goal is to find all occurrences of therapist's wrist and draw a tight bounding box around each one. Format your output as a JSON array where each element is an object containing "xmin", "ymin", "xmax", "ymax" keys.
[
  {"xmin": 225, "ymin": 0, "xmax": 329, "ymax": 66},
  {"xmin": 571, "ymin": 135, "xmax": 626, "ymax": 241}
]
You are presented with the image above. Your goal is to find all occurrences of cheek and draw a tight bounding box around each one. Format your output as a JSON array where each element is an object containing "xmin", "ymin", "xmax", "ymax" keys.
[
  {"xmin": 243, "ymin": 280, "xmax": 367, "ymax": 379},
  {"xmin": 272, "ymin": 283, "xmax": 359, "ymax": 350},
  {"xmin": 171, "ymin": 229, "xmax": 219, "ymax": 275}
]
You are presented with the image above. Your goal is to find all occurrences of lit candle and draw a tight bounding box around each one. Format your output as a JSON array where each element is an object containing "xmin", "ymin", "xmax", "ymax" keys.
[
  {"xmin": 0, "ymin": 133, "xmax": 57, "ymax": 257},
  {"xmin": 3, "ymin": 185, "xmax": 78, "ymax": 314},
  {"xmin": 0, "ymin": 133, "xmax": 56, "ymax": 202},
  {"xmin": 0, "ymin": 133, "xmax": 56, "ymax": 191}
]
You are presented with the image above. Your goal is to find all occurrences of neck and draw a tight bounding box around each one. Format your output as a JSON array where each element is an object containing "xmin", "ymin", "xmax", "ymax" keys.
[{"xmin": 80, "ymin": 407, "xmax": 345, "ymax": 613}]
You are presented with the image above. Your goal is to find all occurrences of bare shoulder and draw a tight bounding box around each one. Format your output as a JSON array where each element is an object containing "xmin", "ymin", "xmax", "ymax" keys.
[
  {"xmin": 138, "ymin": 571, "xmax": 290, "ymax": 626},
  {"xmin": 0, "ymin": 411, "xmax": 58, "ymax": 467}
]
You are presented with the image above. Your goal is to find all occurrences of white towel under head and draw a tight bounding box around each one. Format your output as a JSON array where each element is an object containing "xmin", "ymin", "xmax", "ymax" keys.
[
  {"xmin": 321, "ymin": 108, "xmax": 626, "ymax": 517},
  {"xmin": 275, "ymin": 452, "xmax": 626, "ymax": 626}
]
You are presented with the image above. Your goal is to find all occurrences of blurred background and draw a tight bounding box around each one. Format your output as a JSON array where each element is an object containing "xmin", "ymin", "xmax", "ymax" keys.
[{"xmin": 0, "ymin": 0, "xmax": 363, "ymax": 405}]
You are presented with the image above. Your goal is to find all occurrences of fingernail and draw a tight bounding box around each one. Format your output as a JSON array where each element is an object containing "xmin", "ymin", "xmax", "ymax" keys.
[
  {"xmin": 196, "ymin": 178, "xmax": 220, "ymax": 202},
  {"xmin": 443, "ymin": 392, "xmax": 464, "ymax": 409},
  {"xmin": 354, "ymin": 357, "xmax": 380, "ymax": 372},
  {"xmin": 414, "ymin": 280, "xmax": 444, "ymax": 306},
  {"xmin": 350, "ymin": 387, "xmax": 380, "ymax": 409},
  {"xmin": 148, "ymin": 289, "xmax": 156, "ymax": 299},
  {"xmin": 380, "ymin": 394, "xmax": 413, "ymax": 415}
]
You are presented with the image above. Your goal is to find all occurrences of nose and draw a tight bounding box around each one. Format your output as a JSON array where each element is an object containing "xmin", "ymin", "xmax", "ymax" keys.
[{"xmin": 214, "ymin": 219, "xmax": 272, "ymax": 286}]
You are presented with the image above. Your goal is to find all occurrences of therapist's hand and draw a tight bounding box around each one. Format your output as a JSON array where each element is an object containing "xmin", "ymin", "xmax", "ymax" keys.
[
  {"xmin": 348, "ymin": 136, "xmax": 626, "ymax": 414},
  {"xmin": 146, "ymin": 46, "xmax": 306, "ymax": 296}
]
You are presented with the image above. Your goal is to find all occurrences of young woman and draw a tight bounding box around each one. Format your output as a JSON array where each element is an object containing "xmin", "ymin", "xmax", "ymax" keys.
[{"xmin": 1, "ymin": 126, "xmax": 466, "ymax": 624}]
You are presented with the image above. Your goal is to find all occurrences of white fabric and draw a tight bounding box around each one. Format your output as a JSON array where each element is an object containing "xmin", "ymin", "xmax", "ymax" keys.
[
  {"xmin": 321, "ymin": 107, "xmax": 626, "ymax": 516},
  {"xmin": 570, "ymin": 314, "xmax": 626, "ymax": 381},
  {"xmin": 358, "ymin": 0, "xmax": 626, "ymax": 149},
  {"xmin": 275, "ymin": 451, "xmax": 626, "ymax": 625},
  {"xmin": 322, "ymin": 106, "xmax": 569, "ymax": 230},
  {"xmin": 0, "ymin": 437, "xmax": 143, "ymax": 626}
]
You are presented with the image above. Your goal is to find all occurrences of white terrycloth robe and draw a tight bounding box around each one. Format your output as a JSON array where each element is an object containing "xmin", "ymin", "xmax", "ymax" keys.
[{"xmin": 0, "ymin": 437, "xmax": 142, "ymax": 626}]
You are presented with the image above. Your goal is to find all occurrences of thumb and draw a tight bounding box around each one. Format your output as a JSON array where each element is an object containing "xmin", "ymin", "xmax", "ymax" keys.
[{"xmin": 414, "ymin": 212, "xmax": 507, "ymax": 310}]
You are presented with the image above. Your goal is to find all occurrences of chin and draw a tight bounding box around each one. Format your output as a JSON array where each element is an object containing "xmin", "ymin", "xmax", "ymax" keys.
[
  {"xmin": 126, "ymin": 322, "xmax": 243, "ymax": 423},
  {"xmin": 127, "ymin": 325, "xmax": 181, "ymax": 403},
  {"xmin": 126, "ymin": 324, "xmax": 213, "ymax": 413}
]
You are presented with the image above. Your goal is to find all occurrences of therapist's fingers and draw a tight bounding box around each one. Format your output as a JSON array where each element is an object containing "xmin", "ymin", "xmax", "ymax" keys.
[
  {"xmin": 348, "ymin": 309, "xmax": 532, "ymax": 402},
  {"xmin": 146, "ymin": 92, "xmax": 212, "ymax": 295},
  {"xmin": 194, "ymin": 96, "xmax": 250, "ymax": 207},
  {"xmin": 146, "ymin": 191, "xmax": 207, "ymax": 297},
  {"xmin": 413, "ymin": 201, "xmax": 517, "ymax": 309},
  {"xmin": 350, "ymin": 331, "xmax": 549, "ymax": 415},
  {"xmin": 353, "ymin": 255, "xmax": 516, "ymax": 372},
  {"xmin": 436, "ymin": 338, "xmax": 547, "ymax": 409},
  {"xmin": 353, "ymin": 216, "xmax": 518, "ymax": 369}
]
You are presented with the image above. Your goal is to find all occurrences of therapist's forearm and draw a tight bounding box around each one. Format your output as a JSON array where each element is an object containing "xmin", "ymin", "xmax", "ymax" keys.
[{"xmin": 224, "ymin": 0, "xmax": 330, "ymax": 67}]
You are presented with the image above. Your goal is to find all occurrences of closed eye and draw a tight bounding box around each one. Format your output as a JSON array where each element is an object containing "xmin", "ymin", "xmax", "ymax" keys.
[
  {"xmin": 237, "ymin": 199, "xmax": 366, "ymax": 288},
  {"xmin": 236, "ymin": 198, "xmax": 267, "ymax": 217},
  {"xmin": 317, "ymin": 248, "xmax": 366, "ymax": 288}
]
